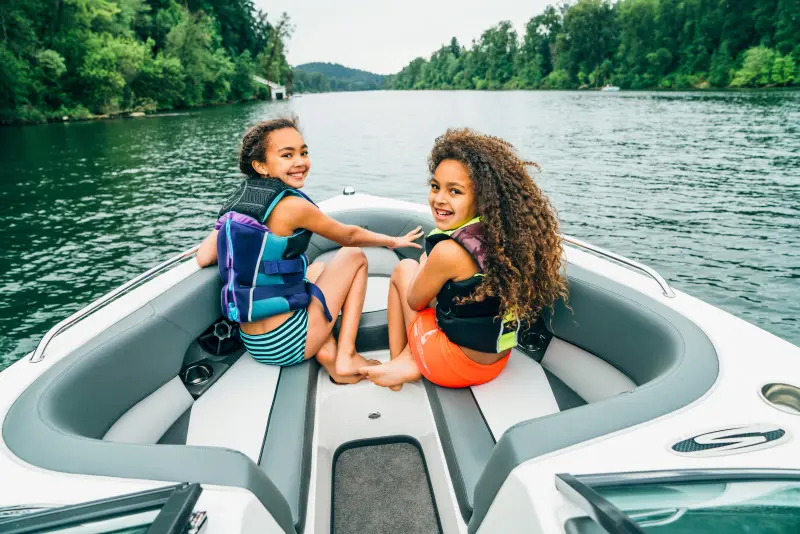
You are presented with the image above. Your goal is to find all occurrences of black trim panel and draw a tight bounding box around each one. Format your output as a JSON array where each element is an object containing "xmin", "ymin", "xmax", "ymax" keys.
[
  {"xmin": 333, "ymin": 309, "xmax": 389, "ymax": 353},
  {"xmin": 564, "ymin": 517, "xmax": 612, "ymax": 534},
  {"xmin": 543, "ymin": 368, "xmax": 587, "ymax": 411},
  {"xmin": 158, "ymin": 407, "xmax": 192, "ymax": 445}
]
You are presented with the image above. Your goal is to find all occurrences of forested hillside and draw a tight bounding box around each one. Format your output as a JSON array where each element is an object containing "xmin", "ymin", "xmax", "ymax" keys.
[
  {"xmin": 292, "ymin": 62, "xmax": 384, "ymax": 92},
  {"xmin": 0, "ymin": 0, "xmax": 292, "ymax": 123},
  {"xmin": 387, "ymin": 0, "xmax": 800, "ymax": 90}
]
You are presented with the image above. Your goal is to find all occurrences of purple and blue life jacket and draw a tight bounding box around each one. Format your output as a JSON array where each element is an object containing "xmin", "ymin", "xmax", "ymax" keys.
[{"xmin": 215, "ymin": 177, "xmax": 331, "ymax": 324}]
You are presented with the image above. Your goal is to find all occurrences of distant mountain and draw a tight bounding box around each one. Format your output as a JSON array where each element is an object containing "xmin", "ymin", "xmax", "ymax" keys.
[{"xmin": 292, "ymin": 62, "xmax": 385, "ymax": 93}]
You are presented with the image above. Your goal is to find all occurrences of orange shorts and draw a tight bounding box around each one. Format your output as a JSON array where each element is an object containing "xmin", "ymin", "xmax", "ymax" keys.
[{"xmin": 408, "ymin": 308, "xmax": 510, "ymax": 388}]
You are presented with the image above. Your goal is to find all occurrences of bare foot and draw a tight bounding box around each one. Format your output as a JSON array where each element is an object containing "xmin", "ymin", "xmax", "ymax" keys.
[
  {"xmin": 327, "ymin": 358, "xmax": 381, "ymax": 384},
  {"xmin": 335, "ymin": 350, "xmax": 378, "ymax": 377},
  {"xmin": 329, "ymin": 372, "xmax": 364, "ymax": 385},
  {"xmin": 360, "ymin": 350, "xmax": 421, "ymax": 391},
  {"xmin": 316, "ymin": 341, "xmax": 373, "ymax": 385}
]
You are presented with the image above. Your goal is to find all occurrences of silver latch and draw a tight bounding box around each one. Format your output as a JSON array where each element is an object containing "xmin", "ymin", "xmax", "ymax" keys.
[{"xmin": 343, "ymin": 186, "xmax": 355, "ymax": 195}]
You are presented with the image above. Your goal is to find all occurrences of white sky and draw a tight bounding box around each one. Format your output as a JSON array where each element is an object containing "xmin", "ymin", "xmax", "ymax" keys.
[{"xmin": 255, "ymin": 0, "xmax": 552, "ymax": 75}]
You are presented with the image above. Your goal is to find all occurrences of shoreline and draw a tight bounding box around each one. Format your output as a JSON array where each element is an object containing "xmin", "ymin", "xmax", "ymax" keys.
[
  {"xmin": 382, "ymin": 86, "xmax": 800, "ymax": 93},
  {"xmin": 0, "ymin": 97, "xmax": 274, "ymax": 128},
  {"xmin": 5, "ymin": 86, "xmax": 797, "ymax": 126}
]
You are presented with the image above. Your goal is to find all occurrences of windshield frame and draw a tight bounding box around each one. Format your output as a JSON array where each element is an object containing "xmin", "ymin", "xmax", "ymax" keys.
[
  {"xmin": 0, "ymin": 482, "xmax": 202, "ymax": 533},
  {"xmin": 571, "ymin": 468, "xmax": 800, "ymax": 488},
  {"xmin": 557, "ymin": 469, "xmax": 800, "ymax": 534}
]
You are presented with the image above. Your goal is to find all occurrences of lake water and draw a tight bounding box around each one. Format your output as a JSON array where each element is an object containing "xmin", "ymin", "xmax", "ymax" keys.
[{"xmin": 1, "ymin": 90, "xmax": 798, "ymax": 370}]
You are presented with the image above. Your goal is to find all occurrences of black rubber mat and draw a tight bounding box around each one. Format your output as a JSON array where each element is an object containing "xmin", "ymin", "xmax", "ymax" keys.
[{"xmin": 333, "ymin": 441, "xmax": 442, "ymax": 534}]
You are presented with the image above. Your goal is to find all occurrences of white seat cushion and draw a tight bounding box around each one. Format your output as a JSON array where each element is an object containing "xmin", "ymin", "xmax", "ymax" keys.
[
  {"xmin": 541, "ymin": 338, "xmax": 636, "ymax": 403},
  {"xmin": 186, "ymin": 354, "xmax": 280, "ymax": 462},
  {"xmin": 471, "ymin": 350, "xmax": 560, "ymax": 441},
  {"xmin": 103, "ymin": 376, "xmax": 194, "ymax": 444}
]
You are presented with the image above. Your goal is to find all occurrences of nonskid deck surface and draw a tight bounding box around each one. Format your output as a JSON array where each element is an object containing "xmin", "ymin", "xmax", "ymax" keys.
[{"xmin": 333, "ymin": 442, "xmax": 441, "ymax": 534}]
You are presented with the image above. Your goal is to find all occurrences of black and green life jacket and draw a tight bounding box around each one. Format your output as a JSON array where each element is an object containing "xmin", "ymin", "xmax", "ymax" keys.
[{"xmin": 425, "ymin": 217, "xmax": 518, "ymax": 353}]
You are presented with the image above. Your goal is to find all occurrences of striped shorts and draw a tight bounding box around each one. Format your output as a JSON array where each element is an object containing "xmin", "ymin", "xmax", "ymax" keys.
[{"xmin": 239, "ymin": 309, "xmax": 309, "ymax": 366}]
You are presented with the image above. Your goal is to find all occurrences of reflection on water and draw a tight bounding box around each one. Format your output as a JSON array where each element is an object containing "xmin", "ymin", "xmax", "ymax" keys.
[{"xmin": 1, "ymin": 90, "xmax": 798, "ymax": 369}]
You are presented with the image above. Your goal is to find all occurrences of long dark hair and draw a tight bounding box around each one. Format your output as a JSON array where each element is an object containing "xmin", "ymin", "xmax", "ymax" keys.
[
  {"xmin": 238, "ymin": 116, "xmax": 299, "ymax": 178},
  {"xmin": 428, "ymin": 128, "xmax": 567, "ymax": 323}
]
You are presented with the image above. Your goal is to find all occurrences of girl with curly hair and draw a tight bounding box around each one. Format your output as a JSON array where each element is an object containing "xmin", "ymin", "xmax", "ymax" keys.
[{"xmin": 361, "ymin": 128, "xmax": 567, "ymax": 390}]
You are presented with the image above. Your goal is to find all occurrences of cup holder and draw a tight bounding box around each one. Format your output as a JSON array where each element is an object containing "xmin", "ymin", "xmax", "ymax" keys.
[
  {"xmin": 182, "ymin": 363, "xmax": 213, "ymax": 386},
  {"xmin": 759, "ymin": 383, "xmax": 800, "ymax": 415}
]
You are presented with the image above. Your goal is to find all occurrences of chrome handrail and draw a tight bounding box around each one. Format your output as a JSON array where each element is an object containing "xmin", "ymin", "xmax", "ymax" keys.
[
  {"xmin": 561, "ymin": 234, "xmax": 675, "ymax": 298},
  {"xmin": 29, "ymin": 245, "xmax": 201, "ymax": 363}
]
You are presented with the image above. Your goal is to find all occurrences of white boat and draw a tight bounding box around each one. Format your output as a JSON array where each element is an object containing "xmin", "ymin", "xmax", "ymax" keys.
[
  {"xmin": 2, "ymin": 191, "xmax": 800, "ymax": 534},
  {"xmin": 601, "ymin": 85, "xmax": 620, "ymax": 92}
]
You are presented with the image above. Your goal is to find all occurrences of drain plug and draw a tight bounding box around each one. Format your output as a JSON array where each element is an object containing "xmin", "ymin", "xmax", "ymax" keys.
[{"xmin": 368, "ymin": 412, "xmax": 381, "ymax": 420}]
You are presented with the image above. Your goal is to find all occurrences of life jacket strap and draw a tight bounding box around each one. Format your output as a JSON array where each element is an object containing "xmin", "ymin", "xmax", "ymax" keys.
[
  {"xmin": 259, "ymin": 256, "xmax": 307, "ymax": 275},
  {"xmin": 251, "ymin": 281, "xmax": 333, "ymax": 323},
  {"xmin": 308, "ymin": 282, "xmax": 333, "ymax": 322},
  {"xmin": 253, "ymin": 282, "xmax": 308, "ymax": 300}
]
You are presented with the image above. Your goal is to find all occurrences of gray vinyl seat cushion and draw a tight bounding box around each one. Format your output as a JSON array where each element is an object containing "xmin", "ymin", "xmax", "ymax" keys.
[{"xmin": 313, "ymin": 246, "xmax": 400, "ymax": 278}]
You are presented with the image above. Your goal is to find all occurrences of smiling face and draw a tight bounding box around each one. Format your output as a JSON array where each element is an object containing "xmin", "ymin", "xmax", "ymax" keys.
[
  {"xmin": 429, "ymin": 159, "xmax": 477, "ymax": 231},
  {"xmin": 251, "ymin": 127, "xmax": 310, "ymax": 188}
]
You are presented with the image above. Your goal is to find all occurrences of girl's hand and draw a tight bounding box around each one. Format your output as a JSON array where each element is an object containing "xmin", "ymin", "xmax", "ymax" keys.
[
  {"xmin": 283, "ymin": 197, "xmax": 423, "ymax": 249},
  {"xmin": 390, "ymin": 226, "xmax": 424, "ymax": 249}
]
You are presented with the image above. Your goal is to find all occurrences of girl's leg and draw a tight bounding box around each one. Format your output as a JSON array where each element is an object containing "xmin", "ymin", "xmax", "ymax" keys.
[
  {"xmin": 361, "ymin": 260, "xmax": 423, "ymax": 390},
  {"xmin": 387, "ymin": 259, "xmax": 420, "ymax": 358},
  {"xmin": 304, "ymin": 259, "xmax": 366, "ymax": 384},
  {"xmin": 333, "ymin": 249, "xmax": 370, "ymax": 376},
  {"xmin": 304, "ymin": 248, "xmax": 377, "ymax": 377}
]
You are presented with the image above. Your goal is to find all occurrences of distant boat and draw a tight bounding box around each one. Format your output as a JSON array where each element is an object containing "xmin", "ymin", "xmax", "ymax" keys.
[{"xmin": 601, "ymin": 84, "xmax": 620, "ymax": 92}]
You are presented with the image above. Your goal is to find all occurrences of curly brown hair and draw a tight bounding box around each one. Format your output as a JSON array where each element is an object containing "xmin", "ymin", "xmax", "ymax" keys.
[{"xmin": 428, "ymin": 128, "xmax": 567, "ymax": 323}]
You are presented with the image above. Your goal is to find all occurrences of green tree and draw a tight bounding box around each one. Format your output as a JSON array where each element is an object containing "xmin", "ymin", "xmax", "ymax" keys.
[
  {"xmin": 79, "ymin": 33, "xmax": 148, "ymax": 112},
  {"xmin": 0, "ymin": 0, "xmax": 292, "ymax": 123},
  {"xmin": 709, "ymin": 41, "xmax": 735, "ymax": 87},
  {"xmin": 131, "ymin": 51, "xmax": 184, "ymax": 109},
  {"xmin": 260, "ymin": 12, "xmax": 292, "ymax": 84},
  {"xmin": 774, "ymin": 0, "xmax": 800, "ymax": 57},
  {"xmin": 165, "ymin": 10, "xmax": 219, "ymax": 105},
  {"xmin": 516, "ymin": 6, "xmax": 562, "ymax": 88},
  {"xmin": 731, "ymin": 46, "xmax": 776, "ymax": 87},
  {"xmin": 563, "ymin": 0, "xmax": 616, "ymax": 86},
  {"xmin": 771, "ymin": 53, "xmax": 796, "ymax": 85},
  {"xmin": 389, "ymin": 0, "xmax": 797, "ymax": 91},
  {"xmin": 230, "ymin": 49, "xmax": 256, "ymax": 100}
]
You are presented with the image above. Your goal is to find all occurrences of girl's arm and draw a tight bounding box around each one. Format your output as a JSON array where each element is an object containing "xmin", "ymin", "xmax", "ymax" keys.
[
  {"xmin": 196, "ymin": 230, "xmax": 218, "ymax": 267},
  {"xmin": 284, "ymin": 196, "xmax": 423, "ymax": 249},
  {"xmin": 406, "ymin": 241, "xmax": 463, "ymax": 310}
]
